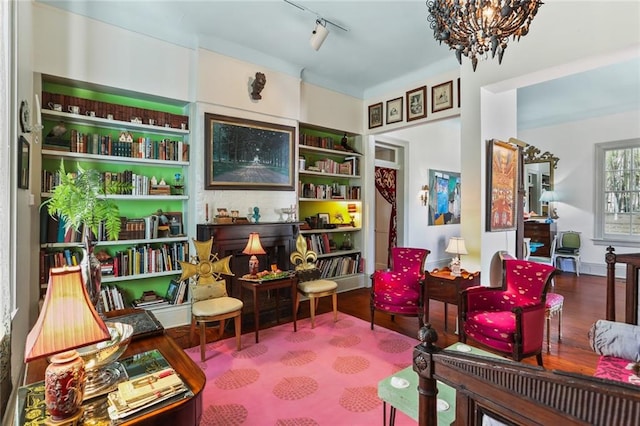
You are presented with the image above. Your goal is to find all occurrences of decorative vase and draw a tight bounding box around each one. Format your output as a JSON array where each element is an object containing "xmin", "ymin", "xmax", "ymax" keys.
[
  {"xmin": 81, "ymin": 229, "xmax": 102, "ymax": 314},
  {"xmin": 45, "ymin": 350, "xmax": 86, "ymax": 420}
]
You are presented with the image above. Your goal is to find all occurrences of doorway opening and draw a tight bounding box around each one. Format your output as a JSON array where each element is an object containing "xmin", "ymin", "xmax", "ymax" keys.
[{"xmin": 374, "ymin": 141, "xmax": 405, "ymax": 270}]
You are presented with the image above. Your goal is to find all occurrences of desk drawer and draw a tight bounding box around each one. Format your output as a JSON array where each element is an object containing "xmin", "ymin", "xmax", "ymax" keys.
[{"xmin": 426, "ymin": 280, "xmax": 458, "ymax": 302}]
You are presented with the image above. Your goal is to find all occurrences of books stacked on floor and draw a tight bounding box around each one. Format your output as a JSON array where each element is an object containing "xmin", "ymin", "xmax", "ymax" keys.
[
  {"xmin": 164, "ymin": 279, "xmax": 188, "ymax": 305},
  {"xmin": 131, "ymin": 291, "xmax": 169, "ymax": 309},
  {"xmin": 106, "ymin": 367, "xmax": 189, "ymax": 420}
]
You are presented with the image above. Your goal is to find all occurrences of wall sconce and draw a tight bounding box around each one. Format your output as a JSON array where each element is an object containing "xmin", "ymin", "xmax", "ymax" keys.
[{"xmin": 420, "ymin": 185, "xmax": 430, "ymax": 206}]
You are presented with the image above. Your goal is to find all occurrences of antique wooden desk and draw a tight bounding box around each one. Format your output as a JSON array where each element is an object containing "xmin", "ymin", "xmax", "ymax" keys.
[
  {"xmin": 21, "ymin": 332, "xmax": 206, "ymax": 425},
  {"xmin": 423, "ymin": 267, "xmax": 480, "ymax": 331},
  {"xmin": 239, "ymin": 274, "xmax": 298, "ymax": 343}
]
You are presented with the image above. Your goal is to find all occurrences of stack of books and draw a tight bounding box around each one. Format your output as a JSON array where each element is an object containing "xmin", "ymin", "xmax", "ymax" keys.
[
  {"xmin": 106, "ymin": 368, "xmax": 189, "ymax": 420},
  {"xmin": 131, "ymin": 291, "xmax": 169, "ymax": 309}
]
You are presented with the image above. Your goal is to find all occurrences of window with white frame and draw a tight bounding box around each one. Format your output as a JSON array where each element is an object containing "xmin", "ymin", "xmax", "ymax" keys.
[{"xmin": 594, "ymin": 139, "xmax": 640, "ymax": 245}]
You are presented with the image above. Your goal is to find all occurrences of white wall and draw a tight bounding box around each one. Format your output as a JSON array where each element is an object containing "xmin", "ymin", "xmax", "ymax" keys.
[
  {"xmin": 387, "ymin": 119, "xmax": 463, "ymax": 271},
  {"xmin": 519, "ymin": 110, "xmax": 640, "ymax": 275}
]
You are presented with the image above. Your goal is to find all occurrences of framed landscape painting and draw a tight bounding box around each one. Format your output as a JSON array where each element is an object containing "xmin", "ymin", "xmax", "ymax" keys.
[
  {"xmin": 486, "ymin": 139, "xmax": 519, "ymax": 231},
  {"xmin": 204, "ymin": 113, "xmax": 295, "ymax": 190}
]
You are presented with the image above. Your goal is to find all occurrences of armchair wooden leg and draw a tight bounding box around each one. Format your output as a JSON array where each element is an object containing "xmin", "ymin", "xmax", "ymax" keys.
[
  {"xmin": 310, "ymin": 295, "xmax": 316, "ymax": 328},
  {"xmin": 199, "ymin": 321, "xmax": 207, "ymax": 362},
  {"xmin": 234, "ymin": 314, "xmax": 242, "ymax": 351},
  {"xmin": 536, "ymin": 353, "xmax": 543, "ymax": 367},
  {"xmin": 190, "ymin": 317, "xmax": 197, "ymax": 347},
  {"xmin": 332, "ymin": 292, "xmax": 338, "ymax": 322},
  {"xmin": 217, "ymin": 319, "xmax": 226, "ymax": 339}
]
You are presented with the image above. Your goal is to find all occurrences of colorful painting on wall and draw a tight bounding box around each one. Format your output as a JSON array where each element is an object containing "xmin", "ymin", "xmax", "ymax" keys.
[
  {"xmin": 486, "ymin": 139, "xmax": 519, "ymax": 231},
  {"xmin": 428, "ymin": 169, "xmax": 461, "ymax": 226}
]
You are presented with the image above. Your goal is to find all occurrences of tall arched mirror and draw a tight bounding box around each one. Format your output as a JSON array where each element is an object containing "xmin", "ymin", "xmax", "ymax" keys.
[{"xmin": 523, "ymin": 145, "xmax": 559, "ymax": 219}]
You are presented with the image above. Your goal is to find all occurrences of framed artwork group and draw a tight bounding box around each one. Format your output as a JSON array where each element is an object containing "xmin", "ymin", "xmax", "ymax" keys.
[{"xmin": 368, "ymin": 78, "xmax": 458, "ymax": 129}]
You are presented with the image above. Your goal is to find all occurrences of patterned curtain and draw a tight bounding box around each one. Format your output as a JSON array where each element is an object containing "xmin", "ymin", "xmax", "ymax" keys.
[{"xmin": 374, "ymin": 167, "xmax": 397, "ymax": 267}]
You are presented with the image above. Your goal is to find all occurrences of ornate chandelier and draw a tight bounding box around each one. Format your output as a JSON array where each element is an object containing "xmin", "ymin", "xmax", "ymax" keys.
[{"xmin": 427, "ymin": 0, "xmax": 543, "ymax": 71}]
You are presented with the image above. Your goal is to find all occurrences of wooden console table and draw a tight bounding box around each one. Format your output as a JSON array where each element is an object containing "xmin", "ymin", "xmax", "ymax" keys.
[
  {"xmin": 21, "ymin": 332, "xmax": 206, "ymax": 425},
  {"xmin": 605, "ymin": 246, "xmax": 640, "ymax": 324},
  {"xmin": 423, "ymin": 267, "xmax": 480, "ymax": 331},
  {"xmin": 239, "ymin": 275, "xmax": 298, "ymax": 343}
]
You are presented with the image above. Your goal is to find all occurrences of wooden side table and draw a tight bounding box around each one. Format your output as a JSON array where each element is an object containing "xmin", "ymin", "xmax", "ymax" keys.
[
  {"xmin": 239, "ymin": 275, "xmax": 298, "ymax": 343},
  {"xmin": 423, "ymin": 267, "xmax": 480, "ymax": 331}
]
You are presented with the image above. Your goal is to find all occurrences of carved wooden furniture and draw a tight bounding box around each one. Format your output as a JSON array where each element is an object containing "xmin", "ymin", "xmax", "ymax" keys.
[
  {"xmin": 370, "ymin": 247, "xmax": 430, "ymax": 330},
  {"xmin": 605, "ymin": 246, "xmax": 640, "ymax": 324},
  {"xmin": 238, "ymin": 275, "xmax": 298, "ymax": 343},
  {"xmin": 413, "ymin": 335, "xmax": 640, "ymax": 426},
  {"xmin": 459, "ymin": 257, "xmax": 555, "ymax": 365},
  {"xmin": 523, "ymin": 221, "xmax": 556, "ymax": 257},
  {"xmin": 423, "ymin": 267, "xmax": 480, "ymax": 331}
]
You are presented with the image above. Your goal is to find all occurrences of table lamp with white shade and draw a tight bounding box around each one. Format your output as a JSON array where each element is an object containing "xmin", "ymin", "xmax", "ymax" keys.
[
  {"xmin": 445, "ymin": 237, "xmax": 468, "ymax": 277},
  {"xmin": 539, "ymin": 190, "xmax": 559, "ymax": 222}
]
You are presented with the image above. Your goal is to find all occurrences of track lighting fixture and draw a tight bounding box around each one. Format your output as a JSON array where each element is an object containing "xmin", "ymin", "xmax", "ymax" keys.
[{"xmin": 310, "ymin": 19, "xmax": 329, "ymax": 51}]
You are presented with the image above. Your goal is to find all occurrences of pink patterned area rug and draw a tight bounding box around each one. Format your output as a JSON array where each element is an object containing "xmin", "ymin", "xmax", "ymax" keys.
[{"xmin": 184, "ymin": 312, "xmax": 418, "ymax": 425}]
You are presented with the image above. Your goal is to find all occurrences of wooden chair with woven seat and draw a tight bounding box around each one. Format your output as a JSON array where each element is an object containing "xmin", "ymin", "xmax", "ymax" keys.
[
  {"xmin": 179, "ymin": 238, "xmax": 242, "ymax": 361},
  {"xmin": 290, "ymin": 234, "xmax": 338, "ymax": 328}
]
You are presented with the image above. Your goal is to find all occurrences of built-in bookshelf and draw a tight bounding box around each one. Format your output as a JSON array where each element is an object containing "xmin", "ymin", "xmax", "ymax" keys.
[
  {"xmin": 298, "ymin": 124, "xmax": 365, "ymax": 291},
  {"xmin": 36, "ymin": 75, "xmax": 192, "ymax": 328}
]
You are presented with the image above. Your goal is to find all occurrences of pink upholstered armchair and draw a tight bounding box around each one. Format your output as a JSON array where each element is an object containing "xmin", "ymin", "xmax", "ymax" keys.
[
  {"xmin": 459, "ymin": 254, "xmax": 556, "ymax": 365},
  {"xmin": 370, "ymin": 247, "xmax": 430, "ymax": 330}
]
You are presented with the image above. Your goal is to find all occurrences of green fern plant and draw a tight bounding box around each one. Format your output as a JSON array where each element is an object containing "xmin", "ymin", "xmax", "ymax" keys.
[{"xmin": 43, "ymin": 161, "xmax": 123, "ymax": 241}]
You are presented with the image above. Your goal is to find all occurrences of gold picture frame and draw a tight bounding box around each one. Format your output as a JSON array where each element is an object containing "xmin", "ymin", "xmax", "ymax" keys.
[{"xmin": 486, "ymin": 139, "xmax": 519, "ymax": 232}]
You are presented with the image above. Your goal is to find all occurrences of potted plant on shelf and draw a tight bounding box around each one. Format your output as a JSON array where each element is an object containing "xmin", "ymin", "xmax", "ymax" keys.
[{"xmin": 43, "ymin": 160, "xmax": 125, "ymax": 310}]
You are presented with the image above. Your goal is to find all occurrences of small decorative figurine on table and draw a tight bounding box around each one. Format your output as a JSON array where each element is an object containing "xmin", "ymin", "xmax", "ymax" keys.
[{"xmin": 252, "ymin": 207, "xmax": 261, "ymax": 223}]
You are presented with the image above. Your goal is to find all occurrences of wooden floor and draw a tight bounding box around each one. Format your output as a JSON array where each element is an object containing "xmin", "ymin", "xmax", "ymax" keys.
[{"xmin": 167, "ymin": 271, "xmax": 627, "ymax": 376}]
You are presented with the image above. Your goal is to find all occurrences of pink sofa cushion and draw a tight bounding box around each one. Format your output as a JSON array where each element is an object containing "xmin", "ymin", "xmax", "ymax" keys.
[{"xmin": 594, "ymin": 355, "xmax": 640, "ymax": 386}]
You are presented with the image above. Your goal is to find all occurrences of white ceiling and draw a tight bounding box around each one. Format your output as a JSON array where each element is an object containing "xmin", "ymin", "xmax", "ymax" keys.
[{"xmin": 36, "ymin": 0, "xmax": 640, "ymax": 129}]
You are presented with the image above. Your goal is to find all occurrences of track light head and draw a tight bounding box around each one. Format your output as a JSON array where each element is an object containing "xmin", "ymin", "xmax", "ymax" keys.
[{"xmin": 310, "ymin": 19, "xmax": 329, "ymax": 51}]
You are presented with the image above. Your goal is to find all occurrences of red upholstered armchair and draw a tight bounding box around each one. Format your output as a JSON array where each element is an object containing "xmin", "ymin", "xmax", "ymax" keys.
[
  {"xmin": 370, "ymin": 247, "xmax": 430, "ymax": 330},
  {"xmin": 459, "ymin": 254, "xmax": 556, "ymax": 365}
]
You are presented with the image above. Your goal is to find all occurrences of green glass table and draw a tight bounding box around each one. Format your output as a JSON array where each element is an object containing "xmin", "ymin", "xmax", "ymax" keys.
[{"xmin": 377, "ymin": 342, "xmax": 503, "ymax": 425}]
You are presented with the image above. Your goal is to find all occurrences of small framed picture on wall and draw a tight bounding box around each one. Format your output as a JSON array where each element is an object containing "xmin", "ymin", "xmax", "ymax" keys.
[
  {"xmin": 432, "ymin": 81, "xmax": 453, "ymax": 113},
  {"xmin": 368, "ymin": 102, "xmax": 383, "ymax": 129},
  {"xmin": 386, "ymin": 97, "xmax": 403, "ymax": 124},
  {"xmin": 406, "ymin": 86, "xmax": 427, "ymax": 121},
  {"xmin": 17, "ymin": 135, "xmax": 30, "ymax": 189}
]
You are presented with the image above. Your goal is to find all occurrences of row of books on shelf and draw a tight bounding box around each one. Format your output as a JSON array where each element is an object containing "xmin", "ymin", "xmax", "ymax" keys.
[
  {"xmin": 39, "ymin": 241, "xmax": 188, "ymax": 286},
  {"xmin": 102, "ymin": 242, "xmax": 189, "ymax": 278},
  {"xmin": 44, "ymin": 132, "xmax": 189, "ymax": 162},
  {"xmin": 40, "ymin": 211, "xmax": 183, "ymax": 243},
  {"xmin": 299, "ymin": 182, "xmax": 361, "ymax": 200},
  {"xmin": 305, "ymin": 157, "xmax": 359, "ymax": 176},
  {"xmin": 304, "ymin": 233, "xmax": 334, "ymax": 255},
  {"xmin": 300, "ymin": 133, "xmax": 354, "ymax": 151},
  {"xmin": 102, "ymin": 285, "xmax": 126, "ymax": 312},
  {"xmin": 41, "ymin": 168, "xmax": 184, "ymax": 196},
  {"xmin": 316, "ymin": 254, "xmax": 363, "ymax": 279}
]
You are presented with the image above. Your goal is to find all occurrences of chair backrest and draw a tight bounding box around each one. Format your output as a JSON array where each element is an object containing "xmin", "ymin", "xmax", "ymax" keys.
[
  {"xmin": 290, "ymin": 234, "xmax": 322, "ymax": 282},
  {"xmin": 489, "ymin": 250, "xmax": 512, "ymax": 287},
  {"xmin": 390, "ymin": 247, "xmax": 429, "ymax": 279},
  {"xmin": 504, "ymin": 259, "xmax": 555, "ymax": 300},
  {"xmin": 191, "ymin": 279, "xmax": 227, "ymax": 303},
  {"xmin": 559, "ymin": 231, "xmax": 581, "ymax": 250}
]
